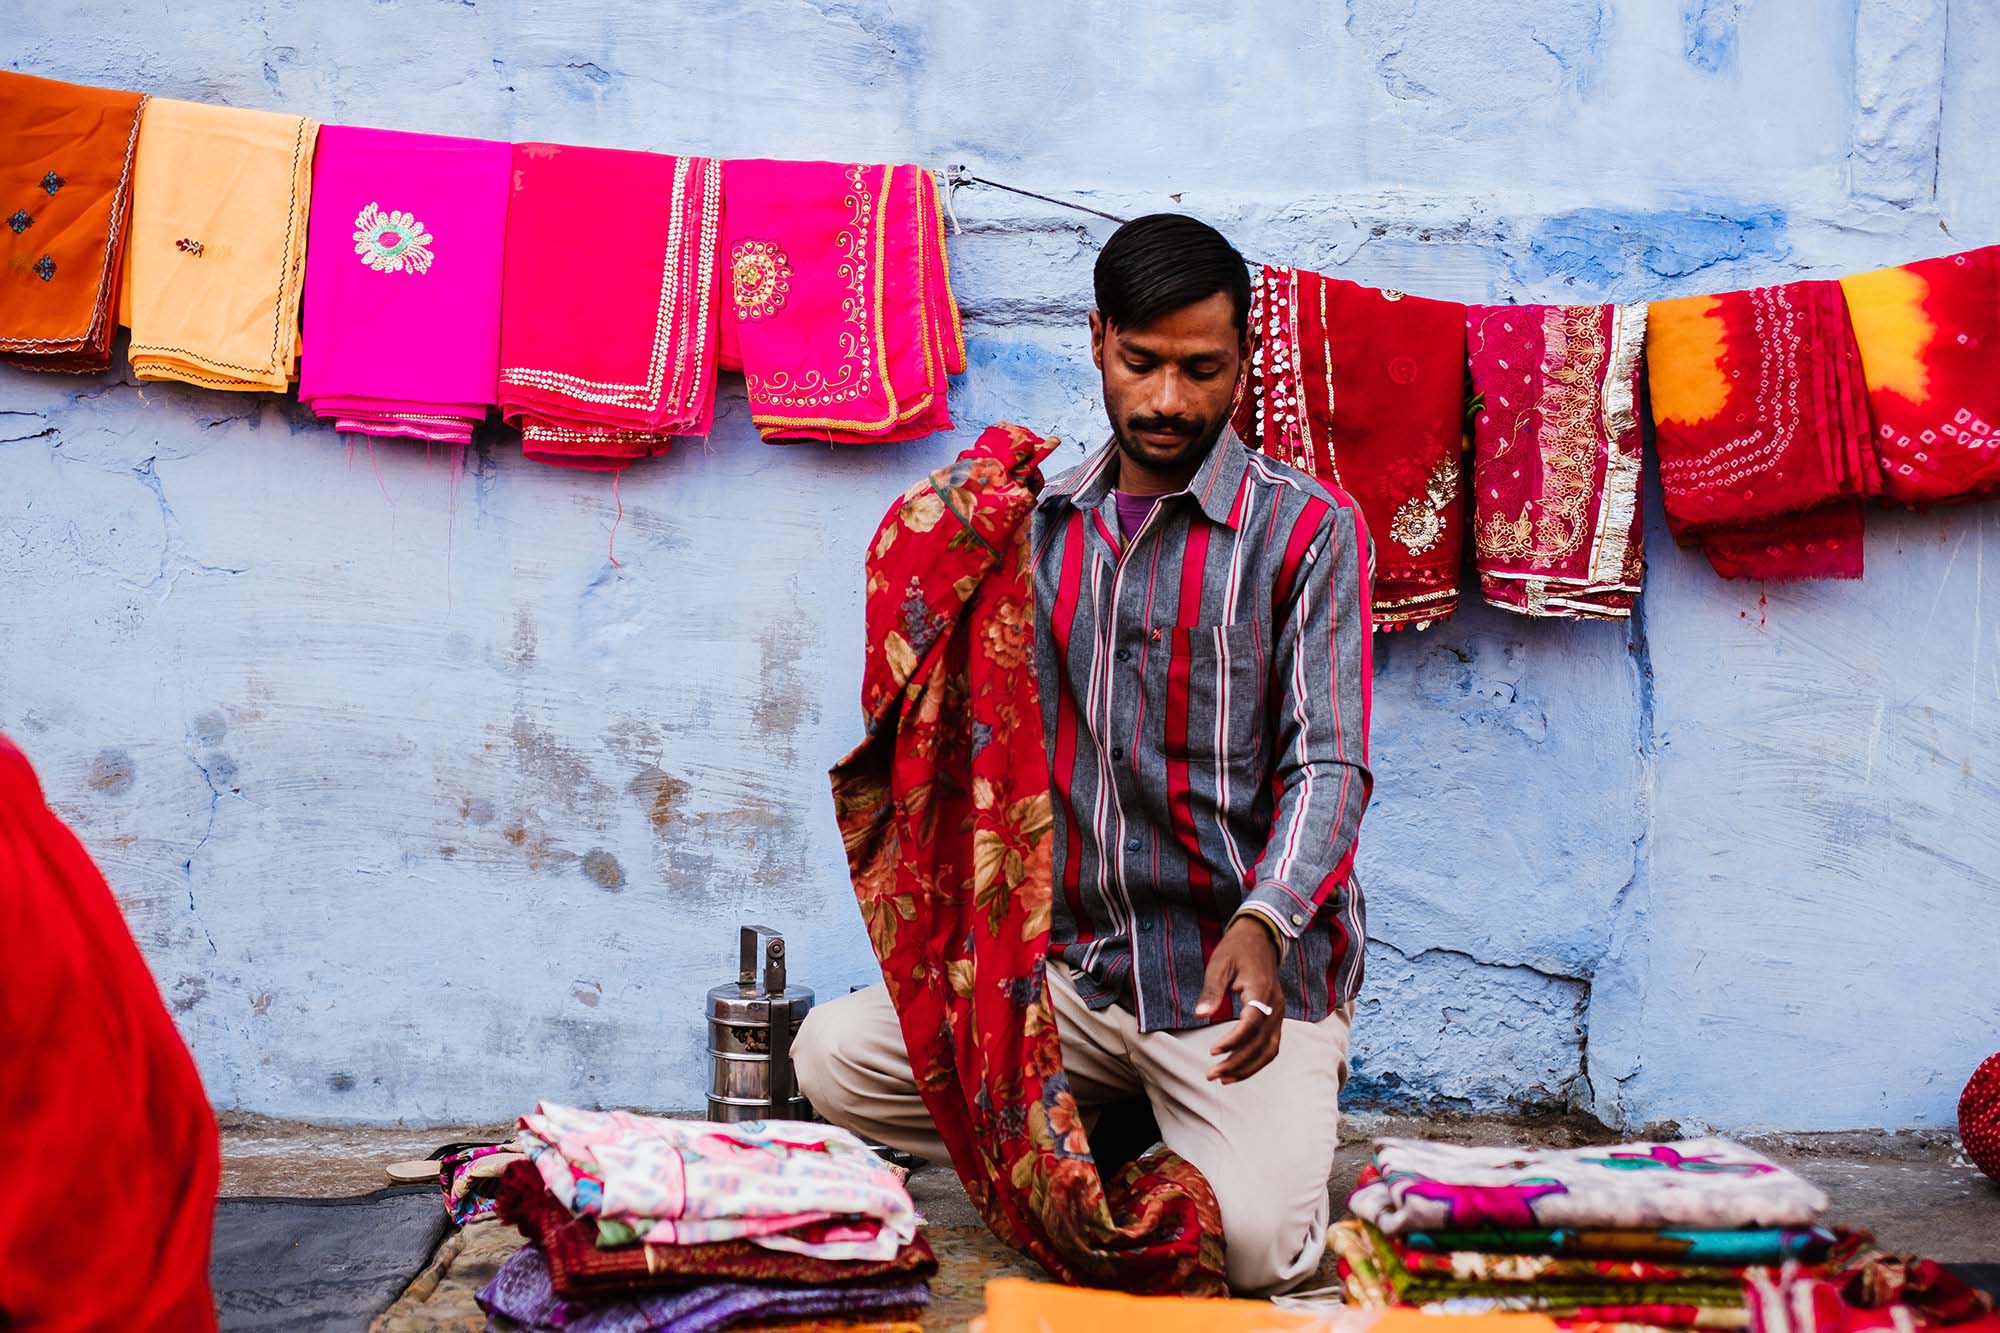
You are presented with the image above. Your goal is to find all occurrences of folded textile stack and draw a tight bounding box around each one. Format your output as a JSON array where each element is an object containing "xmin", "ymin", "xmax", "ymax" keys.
[
  {"xmin": 1331, "ymin": 1138, "xmax": 1862, "ymax": 1330},
  {"xmin": 719, "ymin": 159, "xmax": 964, "ymax": 444},
  {"xmin": 498, "ymin": 145, "xmax": 723, "ymax": 470},
  {"xmin": 478, "ymin": 1104, "xmax": 933, "ymax": 1333}
]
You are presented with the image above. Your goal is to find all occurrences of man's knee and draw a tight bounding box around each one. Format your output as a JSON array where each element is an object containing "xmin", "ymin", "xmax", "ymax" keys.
[
  {"xmin": 791, "ymin": 1002, "xmax": 844, "ymax": 1115},
  {"xmin": 791, "ymin": 988, "xmax": 886, "ymax": 1124},
  {"xmin": 1219, "ymin": 1190, "xmax": 1328, "ymax": 1297}
]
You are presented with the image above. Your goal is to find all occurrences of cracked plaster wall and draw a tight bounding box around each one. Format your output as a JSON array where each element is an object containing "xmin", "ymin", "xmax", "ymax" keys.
[{"xmin": 2, "ymin": 0, "xmax": 1995, "ymax": 1131}]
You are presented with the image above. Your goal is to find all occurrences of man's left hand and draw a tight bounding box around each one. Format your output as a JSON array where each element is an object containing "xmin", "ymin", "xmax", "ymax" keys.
[{"xmin": 1195, "ymin": 916, "xmax": 1284, "ymax": 1084}]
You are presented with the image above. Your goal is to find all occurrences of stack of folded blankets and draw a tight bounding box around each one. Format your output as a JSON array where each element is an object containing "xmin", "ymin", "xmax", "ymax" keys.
[
  {"xmin": 1330, "ymin": 1138, "xmax": 1867, "ymax": 1330},
  {"xmin": 480, "ymin": 1103, "xmax": 935, "ymax": 1333}
]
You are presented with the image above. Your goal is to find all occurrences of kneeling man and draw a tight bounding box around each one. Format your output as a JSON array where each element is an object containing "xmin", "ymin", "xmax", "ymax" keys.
[{"xmin": 797, "ymin": 214, "xmax": 1374, "ymax": 1296}]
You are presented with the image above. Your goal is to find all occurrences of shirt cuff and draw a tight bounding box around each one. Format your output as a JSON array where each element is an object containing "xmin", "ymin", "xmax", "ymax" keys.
[
  {"xmin": 1231, "ymin": 901, "xmax": 1293, "ymax": 959},
  {"xmin": 1239, "ymin": 878, "xmax": 1319, "ymax": 942}
]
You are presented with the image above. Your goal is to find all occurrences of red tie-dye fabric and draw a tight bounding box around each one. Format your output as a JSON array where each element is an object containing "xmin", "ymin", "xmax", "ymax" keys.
[
  {"xmin": 1841, "ymin": 244, "xmax": 2000, "ymax": 507},
  {"xmin": 1645, "ymin": 280, "xmax": 1880, "ymax": 581},
  {"xmin": 828, "ymin": 423, "xmax": 1227, "ymax": 1296}
]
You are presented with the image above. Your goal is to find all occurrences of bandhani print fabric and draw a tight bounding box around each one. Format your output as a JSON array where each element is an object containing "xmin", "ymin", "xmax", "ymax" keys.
[
  {"xmin": 1349, "ymin": 1141, "xmax": 1830, "ymax": 1236},
  {"xmin": 1235, "ymin": 264, "xmax": 1468, "ymax": 630},
  {"xmin": 1646, "ymin": 281, "xmax": 1880, "ymax": 580},
  {"xmin": 498, "ymin": 143, "xmax": 722, "ymax": 469},
  {"xmin": 516, "ymin": 1105, "xmax": 917, "ymax": 1262},
  {"xmin": 299, "ymin": 126, "xmax": 510, "ymax": 444},
  {"xmin": 1466, "ymin": 303, "xmax": 1647, "ymax": 619},
  {"xmin": 720, "ymin": 159, "xmax": 964, "ymax": 443},
  {"xmin": 0, "ymin": 71, "xmax": 145, "ymax": 373},
  {"xmin": 120, "ymin": 97, "xmax": 317, "ymax": 391},
  {"xmin": 1840, "ymin": 245, "xmax": 2000, "ymax": 507},
  {"xmin": 828, "ymin": 423, "xmax": 1227, "ymax": 1295}
]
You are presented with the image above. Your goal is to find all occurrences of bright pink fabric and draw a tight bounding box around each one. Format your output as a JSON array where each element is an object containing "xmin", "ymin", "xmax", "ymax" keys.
[
  {"xmin": 719, "ymin": 160, "xmax": 962, "ymax": 444},
  {"xmin": 499, "ymin": 144, "xmax": 722, "ymax": 469},
  {"xmin": 299, "ymin": 126, "xmax": 510, "ymax": 444}
]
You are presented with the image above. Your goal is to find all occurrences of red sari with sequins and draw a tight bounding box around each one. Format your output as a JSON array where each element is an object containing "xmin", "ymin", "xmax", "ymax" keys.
[
  {"xmin": 1646, "ymin": 280, "xmax": 1880, "ymax": 580},
  {"xmin": 1466, "ymin": 303, "xmax": 1648, "ymax": 619},
  {"xmin": 1233, "ymin": 266, "xmax": 1468, "ymax": 630},
  {"xmin": 497, "ymin": 144, "xmax": 722, "ymax": 469},
  {"xmin": 1841, "ymin": 244, "xmax": 2000, "ymax": 506},
  {"xmin": 829, "ymin": 424, "xmax": 1227, "ymax": 1296}
]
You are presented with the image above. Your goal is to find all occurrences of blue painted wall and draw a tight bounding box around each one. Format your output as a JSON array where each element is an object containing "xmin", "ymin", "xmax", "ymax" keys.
[{"xmin": 3, "ymin": 0, "xmax": 1995, "ymax": 1132}]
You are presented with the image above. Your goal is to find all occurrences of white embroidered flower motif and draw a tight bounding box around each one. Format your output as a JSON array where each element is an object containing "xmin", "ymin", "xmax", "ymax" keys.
[{"xmin": 353, "ymin": 202, "xmax": 434, "ymax": 275}]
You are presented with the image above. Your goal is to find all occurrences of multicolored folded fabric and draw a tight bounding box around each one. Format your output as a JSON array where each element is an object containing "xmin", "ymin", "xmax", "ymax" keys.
[
  {"xmin": 120, "ymin": 97, "xmax": 316, "ymax": 391},
  {"xmin": 0, "ymin": 72, "xmax": 145, "ymax": 374},
  {"xmin": 299, "ymin": 126, "xmax": 509, "ymax": 444},
  {"xmin": 495, "ymin": 1160, "xmax": 937, "ymax": 1300},
  {"xmin": 1466, "ymin": 303, "xmax": 1647, "ymax": 620},
  {"xmin": 498, "ymin": 143, "xmax": 722, "ymax": 469},
  {"xmin": 438, "ymin": 1143, "xmax": 524, "ymax": 1226},
  {"xmin": 477, "ymin": 1244, "xmax": 928, "ymax": 1333},
  {"xmin": 1331, "ymin": 1221, "xmax": 1750, "ymax": 1330},
  {"xmin": 1349, "ymin": 1140, "xmax": 1830, "ymax": 1236},
  {"xmin": 1234, "ymin": 264, "xmax": 1468, "ymax": 630},
  {"xmin": 719, "ymin": 159, "xmax": 963, "ymax": 443},
  {"xmin": 1397, "ymin": 1226, "xmax": 1862, "ymax": 1265},
  {"xmin": 1748, "ymin": 1255, "xmax": 1999, "ymax": 1333},
  {"xmin": 1646, "ymin": 280, "xmax": 1880, "ymax": 580},
  {"xmin": 516, "ymin": 1106, "xmax": 917, "ymax": 1262},
  {"xmin": 1840, "ymin": 245, "xmax": 2000, "ymax": 507},
  {"xmin": 828, "ymin": 425, "xmax": 1227, "ymax": 1296}
]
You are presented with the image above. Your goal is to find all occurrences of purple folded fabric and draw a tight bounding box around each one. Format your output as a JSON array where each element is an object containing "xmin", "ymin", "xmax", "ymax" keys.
[{"xmin": 476, "ymin": 1244, "xmax": 929, "ymax": 1333}]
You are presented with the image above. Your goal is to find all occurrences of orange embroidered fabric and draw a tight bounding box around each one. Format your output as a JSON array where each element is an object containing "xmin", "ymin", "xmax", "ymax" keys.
[
  {"xmin": 0, "ymin": 72, "xmax": 145, "ymax": 374},
  {"xmin": 719, "ymin": 160, "xmax": 963, "ymax": 444}
]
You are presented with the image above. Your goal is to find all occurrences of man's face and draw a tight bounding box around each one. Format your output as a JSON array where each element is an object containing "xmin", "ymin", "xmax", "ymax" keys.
[{"xmin": 1091, "ymin": 290, "xmax": 1246, "ymax": 481}]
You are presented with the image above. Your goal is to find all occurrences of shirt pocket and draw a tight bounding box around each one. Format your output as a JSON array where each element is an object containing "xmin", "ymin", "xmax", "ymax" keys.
[{"xmin": 1157, "ymin": 622, "xmax": 1265, "ymax": 769}]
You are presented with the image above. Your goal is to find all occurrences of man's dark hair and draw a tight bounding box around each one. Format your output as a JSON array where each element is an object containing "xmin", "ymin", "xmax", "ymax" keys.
[{"xmin": 1093, "ymin": 213, "xmax": 1251, "ymax": 336}]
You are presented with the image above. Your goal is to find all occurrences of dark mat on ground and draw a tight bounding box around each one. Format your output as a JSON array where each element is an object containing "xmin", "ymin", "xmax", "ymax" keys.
[
  {"xmin": 212, "ymin": 1184, "xmax": 451, "ymax": 1331},
  {"xmin": 1951, "ymin": 1263, "xmax": 2000, "ymax": 1299}
]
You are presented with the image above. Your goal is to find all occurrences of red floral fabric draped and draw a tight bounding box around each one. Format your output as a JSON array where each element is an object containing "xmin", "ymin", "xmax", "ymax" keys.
[
  {"xmin": 1233, "ymin": 265, "xmax": 1469, "ymax": 631},
  {"xmin": 1645, "ymin": 281, "xmax": 1880, "ymax": 581},
  {"xmin": 1466, "ymin": 303, "xmax": 1648, "ymax": 620},
  {"xmin": 1840, "ymin": 244, "xmax": 2000, "ymax": 507},
  {"xmin": 828, "ymin": 423, "xmax": 1227, "ymax": 1296}
]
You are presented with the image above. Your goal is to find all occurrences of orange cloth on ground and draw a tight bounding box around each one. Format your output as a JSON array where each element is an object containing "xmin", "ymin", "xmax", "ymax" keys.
[
  {"xmin": 0, "ymin": 71, "xmax": 145, "ymax": 373},
  {"xmin": 977, "ymin": 1277, "xmax": 1562, "ymax": 1333},
  {"xmin": 120, "ymin": 96, "xmax": 316, "ymax": 391},
  {"xmin": 0, "ymin": 735, "xmax": 220, "ymax": 1331}
]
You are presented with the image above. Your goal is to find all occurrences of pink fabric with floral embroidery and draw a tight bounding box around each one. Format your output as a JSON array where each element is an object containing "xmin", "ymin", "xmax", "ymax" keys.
[
  {"xmin": 299, "ymin": 126, "xmax": 510, "ymax": 445},
  {"xmin": 719, "ymin": 160, "xmax": 963, "ymax": 444}
]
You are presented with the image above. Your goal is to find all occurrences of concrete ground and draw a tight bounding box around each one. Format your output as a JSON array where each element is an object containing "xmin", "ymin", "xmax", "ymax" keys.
[{"xmin": 214, "ymin": 1112, "xmax": 2000, "ymax": 1332}]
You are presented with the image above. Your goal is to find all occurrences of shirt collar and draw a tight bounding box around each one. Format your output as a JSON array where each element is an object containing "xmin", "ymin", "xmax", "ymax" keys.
[{"xmin": 1038, "ymin": 426, "xmax": 1251, "ymax": 530}]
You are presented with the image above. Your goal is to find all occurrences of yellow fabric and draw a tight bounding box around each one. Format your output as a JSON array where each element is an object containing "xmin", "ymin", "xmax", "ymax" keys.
[
  {"xmin": 120, "ymin": 97, "xmax": 315, "ymax": 391},
  {"xmin": 1643, "ymin": 293, "xmax": 1729, "ymax": 426},
  {"xmin": 978, "ymin": 1277, "xmax": 1561, "ymax": 1333},
  {"xmin": 1838, "ymin": 263, "xmax": 1934, "ymax": 404}
]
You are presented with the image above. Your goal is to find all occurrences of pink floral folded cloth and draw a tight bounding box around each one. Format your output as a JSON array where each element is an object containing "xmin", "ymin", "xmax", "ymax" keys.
[{"xmin": 299, "ymin": 125, "xmax": 511, "ymax": 444}]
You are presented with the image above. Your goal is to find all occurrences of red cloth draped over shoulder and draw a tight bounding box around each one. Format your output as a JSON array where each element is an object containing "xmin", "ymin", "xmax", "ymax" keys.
[
  {"xmin": 1841, "ymin": 244, "xmax": 2000, "ymax": 506},
  {"xmin": 1233, "ymin": 265, "xmax": 1468, "ymax": 630},
  {"xmin": 0, "ymin": 736, "xmax": 220, "ymax": 1332},
  {"xmin": 1645, "ymin": 281, "xmax": 1880, "ymax": 581},
  {"xmin": 828, "ymin": 424, "xmax": 1227, "ymax": 1295}
]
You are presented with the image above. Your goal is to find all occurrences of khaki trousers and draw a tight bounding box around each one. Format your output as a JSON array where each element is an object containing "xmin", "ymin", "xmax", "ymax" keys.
[{"xmin": 792, "ymin": 962, "xmax": 1352, "ymax": 1296}]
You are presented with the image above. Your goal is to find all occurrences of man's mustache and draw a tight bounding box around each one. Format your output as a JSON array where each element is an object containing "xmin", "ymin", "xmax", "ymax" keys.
[{"xmin": 1126, "ymin": 415, "xmax": 1200, "ymax": 437}]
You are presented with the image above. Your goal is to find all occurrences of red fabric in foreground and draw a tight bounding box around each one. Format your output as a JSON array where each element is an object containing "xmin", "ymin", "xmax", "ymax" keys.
[
  {"xmin": 1645, "ymin": 281, "xmax": 1879, "ymax": 581},
  {"xmin": 828, "ymin": 424, "xmax": 1227, "ymax": 1294},
  {"xmin": 0, "ymin": 736, "xmax": 220, "ymax": 1332}
]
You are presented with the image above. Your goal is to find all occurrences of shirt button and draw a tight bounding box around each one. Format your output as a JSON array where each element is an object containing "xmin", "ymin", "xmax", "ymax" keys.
[
  {"xmin": 1114, "ymin": 647, "xmax": 1131, "ymax": 663},
  {"xmin": 1291, "ymin": 913, "xmax": 1306, "ymax": 926},
  {"xmin": 1126, "ymin": 837, "xmax": 1141, "ymax": 852},
  {"xmin": 1139, "ymin": 919, "xmax": 1154, "ymax": 933},
  {"xmin": 1111, "ymin": 746, "xmax": 1125, "ymax": 761}
]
